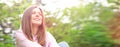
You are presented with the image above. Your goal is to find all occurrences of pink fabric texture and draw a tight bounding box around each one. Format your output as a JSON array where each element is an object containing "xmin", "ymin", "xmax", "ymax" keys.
[{"xmin": 15, "ymin": 30, "xmax": 60, "ymax": 47}]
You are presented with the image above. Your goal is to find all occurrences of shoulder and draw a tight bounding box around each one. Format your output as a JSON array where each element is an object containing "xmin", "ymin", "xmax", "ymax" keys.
[
  {"xmin": 15, "ymin": 30, "xmax": 27, "ymax": 41},
  {"xmin": 46, "ymin": 32, "xmax": 53, "ymax": 38},
  {"xmin": 15, "ymin": 30, "xmax": 23, "ymax": 37},
  {"xmin": 46, "ymin": 32, "xmax": 56, "ymax": 41},
  {"xmin": 45, "ymin": 32, "xmax": 60, "ymax": 47}
]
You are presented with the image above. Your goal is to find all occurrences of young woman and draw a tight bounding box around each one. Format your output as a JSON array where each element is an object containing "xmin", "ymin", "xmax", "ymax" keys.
[{"xmin": 15, "ymin": 5, "xmax": 60, "ymax": 47}]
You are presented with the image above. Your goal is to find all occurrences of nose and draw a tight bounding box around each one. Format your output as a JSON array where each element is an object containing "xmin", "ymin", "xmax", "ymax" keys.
[{"xmin": 35, "ymin": 13, "xmax": 39, "ymax": 17}]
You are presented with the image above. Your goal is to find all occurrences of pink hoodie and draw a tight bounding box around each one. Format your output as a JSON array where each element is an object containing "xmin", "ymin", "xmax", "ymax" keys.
[{"xmin": 15, "ymin": 30, "xmax": 60, "ymax": 47}]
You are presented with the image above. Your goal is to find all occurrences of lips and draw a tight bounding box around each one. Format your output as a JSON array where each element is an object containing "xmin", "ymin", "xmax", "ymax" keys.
[{"xmin": 34, "ymin": 18, "xmax": 40, "ymax": 21}]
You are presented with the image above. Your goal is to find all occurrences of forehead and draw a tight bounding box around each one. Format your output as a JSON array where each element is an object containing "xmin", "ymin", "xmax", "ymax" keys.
[{"xmin": 32, "ymin": 8, "xmax": 42, "ymax": 13}]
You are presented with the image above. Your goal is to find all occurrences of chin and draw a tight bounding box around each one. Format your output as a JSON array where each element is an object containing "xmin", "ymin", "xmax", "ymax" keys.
[
  {"xmin": 36, "ymin": 23, "xmax": 42, "ymax": 25},
  {"xmin": 32, "ymin": 22, "xmax": 42, "ymax": 25}
]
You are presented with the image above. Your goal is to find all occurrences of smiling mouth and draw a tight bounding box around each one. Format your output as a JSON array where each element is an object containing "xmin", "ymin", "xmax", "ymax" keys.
[{"xmin": 34, "ymin": 18, "xmax": 40, "ymax": 21}]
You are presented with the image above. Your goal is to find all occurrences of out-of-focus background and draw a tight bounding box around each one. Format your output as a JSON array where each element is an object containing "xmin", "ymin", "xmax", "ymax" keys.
[{"xmin": 0, "ymin": 0, "xmax": 120, "ymax": 47}]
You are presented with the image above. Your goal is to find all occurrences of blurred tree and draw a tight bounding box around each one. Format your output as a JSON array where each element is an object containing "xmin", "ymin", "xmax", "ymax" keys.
[
  {"xmin": 107, "ymin": 0, "xmax": 120, "ymax": 47},
  {"xmin": 0, "ymin": 0, "xmax": 32, "ymax": 47},
  {"xmin": 46, "ymin": 0, "xmax": 116, "ymax": 47}
]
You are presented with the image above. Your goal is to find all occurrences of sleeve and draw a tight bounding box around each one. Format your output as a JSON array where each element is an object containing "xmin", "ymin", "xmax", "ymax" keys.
[
  {"xmin": 46, "ymin": 32, "xmax": 60, "ymax": 47},
  {"xmin": 15, "ymin": 31, "xmax": 42, "ymax": 47}
]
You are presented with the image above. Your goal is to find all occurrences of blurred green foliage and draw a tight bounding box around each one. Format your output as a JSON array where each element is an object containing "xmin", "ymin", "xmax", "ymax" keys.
[
  {"xmin": 0, "ymin": 0, "xmax": 120, "ymax": 47},
  {"xmin": 47, "ymin": 0, "xmax": 116, "ymax": 47},
  {"xmin": 0, "ymin": 0, "xmax": 31, "ymax": 47}
]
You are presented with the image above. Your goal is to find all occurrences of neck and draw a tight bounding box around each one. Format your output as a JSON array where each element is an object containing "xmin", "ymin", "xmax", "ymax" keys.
[{"xmin": 32, "ymin": 24, "xmax": 39, "ymax": 36}]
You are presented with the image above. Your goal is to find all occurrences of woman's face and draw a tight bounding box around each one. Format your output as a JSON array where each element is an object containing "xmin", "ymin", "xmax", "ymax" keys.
[{"xmin": 31, "ymin": 8, "xmax": 42, "ymax": 26}]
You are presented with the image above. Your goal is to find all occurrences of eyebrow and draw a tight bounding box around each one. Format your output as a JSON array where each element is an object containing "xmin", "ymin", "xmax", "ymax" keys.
[{"xmin": 38, "ymin": 8, "xmax": 43, "ymax": 15}]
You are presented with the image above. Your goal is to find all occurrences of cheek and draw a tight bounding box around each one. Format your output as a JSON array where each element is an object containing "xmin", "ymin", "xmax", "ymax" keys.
[
  {"xmin": 40, "ymin": 16, "xmax": 42, "ymax": 20},
  {"xmin": 31, "ymin": 15, "xmax": 35, "ymax": 20},
  {"xmin": 31, "ymin": 16, "xmax": 35, "ymax": 22}
]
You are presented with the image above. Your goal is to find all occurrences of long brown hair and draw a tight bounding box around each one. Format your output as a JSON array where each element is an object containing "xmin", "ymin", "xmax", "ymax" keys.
[
  {"xmin": 22, "ymin": 5, "xmax": 46, "ymax": 46},
  {"xmin": 108, "ymin": 11, "xmax": 120, "ymax": 39}
]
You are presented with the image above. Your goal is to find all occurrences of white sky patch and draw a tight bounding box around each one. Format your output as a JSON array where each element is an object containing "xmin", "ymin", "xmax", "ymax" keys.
[
  {"xmin": 83, "ymin": 0, "xmax": 110, "ymax": 7},
  {"xmin": 80, "ymin": 0, "xmax": 94, "ymax": 6},
  {"xmin": 5, "ymin": 28, "xmax": 11, "ymax": 33},
  {"xmin": 61, "ymin": 16, "xmax": 71, "ymax": 23},
  {"xmin": 0, "ymin": 25, "xmax": 2, "ymax": 30},
  {"xmin": 0, "ymin": 0, "xmax": 4, "ymax": 3},
  {"xmin": 14, "ymin": 0, "xmax": 22, "ymax": 3},
  {"xmin": 0, "ymin": 0, "xmax": 22, "ymax": 7},
  {"xmin": 0, "ymin": 0, "xmax": 13, "ymax": 7},
  {"xmin": 42, "ymin": 0, "xmax": 79, "ymax": 23},
  {"xmin": 96, "ymin": 0, "xmax": 110, "ymax": 7},
  {"xmin": 56, "ymin": 12, "xmax": 63, "ymax": 19},
  {"xmin": 5, "ymin": 0, "xmax": 13, "ymax": 7},
  {"xmin": 42, "ymin": 0, "xmax": 80, "ymax": 12}
]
